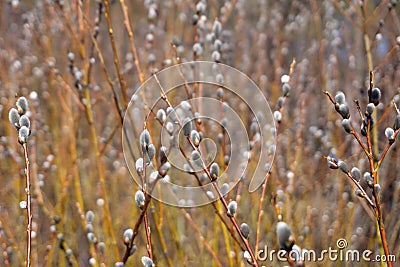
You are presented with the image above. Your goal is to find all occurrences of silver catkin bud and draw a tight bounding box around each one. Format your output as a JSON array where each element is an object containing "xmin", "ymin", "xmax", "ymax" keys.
[
  {"xmin": 180, "ymin": 100, "xmax": 192, "ymax": 111},
  {"xmin": 327, "ymin": 153, "xmax": 338, "ymax": 169},
  {"xmin": 221, "ymin": 118, "xmax": 228, "ymax": 128},
  {"xmin": 135, "ymin": 158, "xmax": 144, "ymax": 175},
  {"xmin": 18, "ymin": 126, "xmax": 29, "ymax": 143},
  {"xmin": 182, "ymin": 118, "xmax": 192, "ymax": 137},
  {"xmin": 250, "ymin": 120, "xmax": 258, "ymax": 136},
  {"xmin": 190, "ymin": 130, "xmax": 201, "ymax": 146},
  {"xmin": 191, "ymin": 150, "xmax": 201, "ymax": 161},
  {"xmin": 147, "ymin": 144, "xmax": 156, "ymax": 161},
  {"xmin": 86, "ymin": 210, "xmax": 95, "ymax": 223},
  {"xmin": 135, "ymin": 190, "xmax": 145, "ymax": 209},
  {"xmin": 212, "ymin": 19, "xmax": 222, "ymax": 36},
  {"xmin": 374, "ymin": 184, "xmax": 381, "ymax": 194},
  {"xmin": 338, "ymin": 104, "xmax": 350, "ymax": 119},
  {"xmin": 335, "ymin": 91, "xmax": 346, "ymax": 105},
  {"xmin": 140, "ymin": 130, "xmax": 150, "ymax": 148},
  {"xmin": 212, "ymin": 51, "xmax": 221, "ymax": 62},
  {"xmin": 166, "ymin": 122, "xmax": 174, "ymax": 134},
  {"xmin": 351, "ymin": 167, "xmax": 361, "ymax": 182},
  {"xmin": 216, "ymin": 87, "xmax": 224, "ymax": 99},
  {"xmin": 366, "ymin": 103, "xmax": 375, "ymax": 116},
  {"xmin": 273, "ymin": 111, "xmax": 282, "ymax": 123},
  {"xmin": 9, "ymin": 108, "xmax": 20, "ymax": 127},
  {"xmin": 394, "ymin": 115, "xmax": 400, "ymax": 131},
  {"xmin": 68, "ymin": 52, "xmax": 75, "ymax": 61},
  {"xmin": 370, "ymin": 87, "xmax": 381, "ymax": 106},
  {"xmin": 338, "ymin": 160, "xmax": 349, "ymax": 174},
  {"xmin": 277, "ymin": 221, "xmax": 292, "ymax": 250},
  {"xmin": 123, "ymin": 228, "xmax": 133, "ymax": 245},
  {"xmin": 341, "ymin": 119, "xmax": 351, "ymax": 133},
  {"xmin": 216, "ymin": 133, "xmax": 223, "ymax": 145},
  {"xmin": 98, "ymin": 242, "xmax": 105, "ymax": 254},
  {"xmin": 156, "ymin": 109, "xmax": 166, "ymax": 122},
  {"xmin": 16, "ymin": 96, "xmax": 28, "ymax": 115},
  {"xmin": 385, "ymin": 127, "xmax": 395, "ymax": 143},
  {"xmin": 277, "ymin": 97, "xmax": 284, "ymax": 109},
  {"xmin": 141, "ymin": 256, "xmax": 154, "ymax": 267},
  {"xmin": 87, "ymin": 232, "xmax": 97, "ymax": 244},
  {"xmin": 227, "ymin": 200, "xmax": 237, "ymax": 217},
  {"xmin": 158, "ymin": 162, "xmax": 170, "ymax": 177},
  {"xmin": 210, "ymin": 162, "xmax": 219, "ymax": 181},
  {"xmin": 364, "ymin": 172, "xmax": 374, "ymax": 188},
  {"xmin": 240, "ymin": 223, "xmax": 250, "ymax": 239},
  {"xmin": 19, "ymin": 115, "xmax": 30, "ymax": 129},
  {"xmin": 214, "ymin": 39, "xmax": 222, "ymax": 51},
  {"xmin": 65, "ymin": 248, "xmax": 73, "ymax": 256},
  {"xmin": 129, "ymin": 244, "xmax": 137, "ymax": 256},
  {"xmin": 224, "ymin": 155, "xmax": 230, "ymax": 165},
  {"xmin": 193, "ymin": 43, "xmax": 203, "ymax": 56},
  {"xmin": 86, "ymin": 223, "xmax": 94, "ymax": 233},
  {"xmin": 282, "ymin": 83, "xmax": 291, "ymax": 97},
  {"xmin": 185, "ymin": 163, "xmax": 195, "ymax": 174},
  {"xmin": 200, "ymin": 173, "xmax": 208, "ymax": 183},
  {"xmin": 220, "ymin": 183, "xmax": 229, "ymax": 196},
  {"xmin": 355, "ymin": 188, "xmax": 364, "ymax": 198},
  {"xmin": 166, "ymin": 107, "xmax": 177, "ymax": 122},
  {"xmin": 196, "ymin": 1, "xmax": 206, "ymax": 13},
  {"xmin": 216, "ymin": 73, "xmax": 224, "ymax": 84}
]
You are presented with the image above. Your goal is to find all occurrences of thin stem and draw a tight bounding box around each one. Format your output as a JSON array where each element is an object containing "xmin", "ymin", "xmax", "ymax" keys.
[
  {"xmin": 393, "ymin": 101, "xmax": 400, "ymax": 115},
  {"xmin": 103, "ymin": 0, "xmax": 128, "ymax": 105},
  {"xmin": 254, "ymin": 172, "xmax": 271, "ymax": 254},
  {"xmin": 219, "ymin": 206, "xmax": 234, "ymax": 267},
  {"xmin": 350, "ymin": 128, "xmax": 370, "ymax": 157},
  {"xmin": 52, "ymin": 1, "xmax": 85, "ymax": 58},
  {"xmin": 90, "ymin": 31, "xmax": 138, "ymax": 166},
  {"xmin": 181, "ymin": 210, "xmax": 223, "ymax": 267},
  {"xmin": 119, "ymin": 0, "xmax": 145, "ymax": 83},
  {"xmin": 323, "ymin": 90, "xmax": 336, "ymax": 105},
  {"xmin": 122, "ymin": 181, "xmax": 157, "ymax": 263},
  {"xmin": 143, "ymin": 212, "xmax": 153, "ymax": 261},
  {"xmin": 149, "ymin": 209, "xmax": 174, "ymax": 267},
  {"xmin": 365, "ymin": 116, "xmax": 393, "ymax": 267},
  {"xmin": 22, "ymin": 143, "xmax": 32, "ymax": 267}
]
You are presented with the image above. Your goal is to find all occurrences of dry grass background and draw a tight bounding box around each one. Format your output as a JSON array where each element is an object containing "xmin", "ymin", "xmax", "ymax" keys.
[{"xmin": 0, "ymin": 0, "xmax": 399, "ymax": 266}]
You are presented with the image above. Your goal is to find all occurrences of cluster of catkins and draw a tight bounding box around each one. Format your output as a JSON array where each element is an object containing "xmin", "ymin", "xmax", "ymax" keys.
[{"xmin": 9, "ymin": 96, "xmax": 31, "ymax": 144}]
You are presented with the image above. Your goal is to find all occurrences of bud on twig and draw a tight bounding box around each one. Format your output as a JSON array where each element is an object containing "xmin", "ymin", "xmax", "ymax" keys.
[
  {"xmin": 135, "ymin": 190, "xmax": 145, "ymax": 209},
  {"xmin": 210, "ymin": 162, "xmax": 219, "ymax": 181},
  {"xmin": 227, "ymin": 200, "xmax": 237, "ymax": 217}
]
